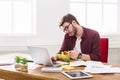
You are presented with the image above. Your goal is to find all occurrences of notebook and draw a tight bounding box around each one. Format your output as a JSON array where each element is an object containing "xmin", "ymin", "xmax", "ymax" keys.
[{"xmin": 27, "ymin": 46, "xmax": 60, "ymax": 67}]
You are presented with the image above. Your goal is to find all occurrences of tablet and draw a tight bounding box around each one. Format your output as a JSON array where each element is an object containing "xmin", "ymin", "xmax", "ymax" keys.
[{"xmin": 61, "ymin": 70, "xmax": 92, "ymax": 79}]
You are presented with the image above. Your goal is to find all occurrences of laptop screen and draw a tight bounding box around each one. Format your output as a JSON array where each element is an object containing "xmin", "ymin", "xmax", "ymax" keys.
[{"xmin": 28, "ymin": 46, "xmax": 54, "ymax": 66}]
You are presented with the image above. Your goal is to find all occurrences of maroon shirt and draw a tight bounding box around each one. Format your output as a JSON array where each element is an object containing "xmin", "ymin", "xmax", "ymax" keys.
[{"xmin": 59, "ymin": 27, "xmax": 100, "ymax": 61}]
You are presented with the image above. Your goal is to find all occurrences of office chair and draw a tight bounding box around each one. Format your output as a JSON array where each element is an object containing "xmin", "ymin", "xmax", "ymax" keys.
[{"xmin": 100, "ymin": 38, "xmax": 108, "ymax": 62}]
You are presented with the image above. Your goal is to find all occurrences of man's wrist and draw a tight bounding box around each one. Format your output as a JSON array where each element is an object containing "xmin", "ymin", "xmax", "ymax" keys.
[{"xmin": 77, "ymin": 52, "xmax": 82, "ymax": 59}]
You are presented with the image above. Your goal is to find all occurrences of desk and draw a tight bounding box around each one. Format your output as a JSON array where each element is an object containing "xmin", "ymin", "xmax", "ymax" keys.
[{"xmin": 0, "ymin": 64, "xmax": 120, "ymax": 80}]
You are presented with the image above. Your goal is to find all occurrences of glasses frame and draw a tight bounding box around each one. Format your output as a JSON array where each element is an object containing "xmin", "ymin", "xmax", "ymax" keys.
[{"xmin": 63, "ymin": 23, "xmax": 71, "ymax": 32}]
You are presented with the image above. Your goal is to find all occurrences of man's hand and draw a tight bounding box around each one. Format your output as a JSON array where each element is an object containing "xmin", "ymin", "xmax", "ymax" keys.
[
  {"xmin": 81, "ymin": 54, "xmax": 91, "ymax": 61},
  {"xmin": 51, "ymin": 56, "xmax": 57, "ymax": 61},
  {"xmin": 68, "ymin": 50, "xmax": 91, "ymax": 61},
  {"xmin": 68, "ymin": 50, "xmax": 79, "ymax": 59}
]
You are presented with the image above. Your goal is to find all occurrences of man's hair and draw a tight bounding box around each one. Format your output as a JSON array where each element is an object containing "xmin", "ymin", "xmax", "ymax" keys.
[{"xmin": 59, "ymin": 13, "xmax": 80, "ymax": 27}]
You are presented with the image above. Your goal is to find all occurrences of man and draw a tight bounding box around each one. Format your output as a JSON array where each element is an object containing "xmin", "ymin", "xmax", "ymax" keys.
[{"xmin": 52, "ymin": 13, "xmax": 100, "ymax": 61}]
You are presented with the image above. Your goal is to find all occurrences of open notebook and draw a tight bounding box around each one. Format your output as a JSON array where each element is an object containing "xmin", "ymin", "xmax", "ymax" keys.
[{"xmin": 0, "ymin": 53, "xmax": 32, "ymax": 65}]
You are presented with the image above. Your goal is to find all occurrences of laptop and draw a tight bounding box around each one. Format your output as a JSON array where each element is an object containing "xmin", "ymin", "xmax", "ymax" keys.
[{"xmin": 27, "ymin": 46, "xmax": 60, "ymax": 67}]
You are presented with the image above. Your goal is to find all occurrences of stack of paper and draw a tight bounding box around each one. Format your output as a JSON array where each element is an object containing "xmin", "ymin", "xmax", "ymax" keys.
[
  {"xmin": 83, "ymin": 66, "xmax": 120, "ymax": 74},
  {"xmin": 70, "ymin": 60, "xmax": 103, "ymax": 67},
  {"xmin": 70, "ymin": 60, "xmax": 120, "ymax": 74}
]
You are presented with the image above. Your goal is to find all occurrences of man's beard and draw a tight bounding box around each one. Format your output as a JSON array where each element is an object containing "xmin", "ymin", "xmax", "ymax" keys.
[
  {"xmin": 71, "ymin": 24, "xmax": 77, "ymax": 36},
  {"xmin": 73, "ymin": 27, "xmax": 77, "ymax": 36},
  {"xmin": 68, "ymin": 25, "xmax": 77, "ymax": 37}
]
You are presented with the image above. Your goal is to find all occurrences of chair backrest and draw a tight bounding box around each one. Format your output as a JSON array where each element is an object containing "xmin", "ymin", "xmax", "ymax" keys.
[{"xmin": 100, "ymin": 38, "xmax": 108, "ymax": 62}]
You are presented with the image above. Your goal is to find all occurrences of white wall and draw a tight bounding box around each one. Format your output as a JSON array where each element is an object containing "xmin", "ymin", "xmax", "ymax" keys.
[
  {"xmin": 36, "ymin": 0, "xmax": 69, "ymax": 45},
  {"xmin": 0, "ymin": 0, "xmax": 120, "ymax": 48},
  {"xmin": 101, "ymin": 0, "xmax": 120, "ymax": 48},
  {"xmin": 0, "ymin": 0, "xmax": 119, "ymax": 48},
  {"xmin": 0, "ymin": 0, "xmax": 69, "ymax": 46}
]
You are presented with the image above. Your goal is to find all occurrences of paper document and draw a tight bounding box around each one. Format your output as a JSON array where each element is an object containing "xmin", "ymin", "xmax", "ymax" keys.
[
  {"xmin": 83, "ymin": 66, "xmax": 120, "ymax": 74},
  {"xmin": 0, "ymin": 53, "xmax": 32, "ymax": 65},
  {"xmin": 56, "ymin": 61, "xmax": 69, "ymax": 65},
  {"xmin": 70, "ymin": 60, "xmax": 103, "ymax": 67},
  {"xmin": 28, "ymin": 63, "xmax": 39, "ymax": 69},
  {"xmin": 70, "ymin": 60, "xmax": 120, "ymax": 74},
  {"xmin": 0, "ymin": 60, "xmax": 14, "ymax": 65}
]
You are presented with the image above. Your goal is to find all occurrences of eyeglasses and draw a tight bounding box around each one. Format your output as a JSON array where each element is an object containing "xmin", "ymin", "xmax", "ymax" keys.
[{"xmin": 63, "ymin": 23, "xmax": 71, "ymax": 32}]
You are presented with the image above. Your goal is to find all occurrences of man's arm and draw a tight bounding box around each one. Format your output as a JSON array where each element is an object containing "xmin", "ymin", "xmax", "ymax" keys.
[{"xmin": 89, "ymin": 33, "xmax": 100, "ymax": 61}]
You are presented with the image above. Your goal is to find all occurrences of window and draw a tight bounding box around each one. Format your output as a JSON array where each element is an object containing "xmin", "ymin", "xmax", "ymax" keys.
[
  {"xmin": 70, "ymin": 0, "xmax": 118, "ymax": 35},
  {"xmin": 0, "ymin": 0, "xmax": 36, "ymax": 36}
]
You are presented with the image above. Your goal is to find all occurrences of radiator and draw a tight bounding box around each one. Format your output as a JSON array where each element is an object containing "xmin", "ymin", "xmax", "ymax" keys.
[
  {"xmin": 0, "ymin": 46, "xmax": 59, "ymax": 56},
  {"xmin": 0, "ymin": 50, "xmax": 28, "ymax": 55},
  {"xmin": 108, "ymin": 48, "xmax": 120, "ymax": 64},
  {"xmin": 0, "ymin": 46, "xmax": 28, "ymax": 55}
]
